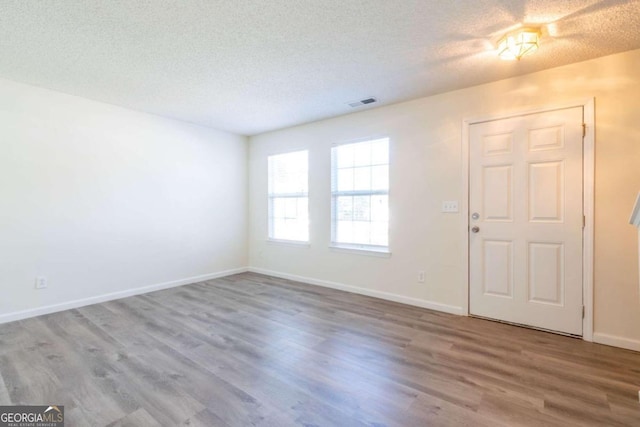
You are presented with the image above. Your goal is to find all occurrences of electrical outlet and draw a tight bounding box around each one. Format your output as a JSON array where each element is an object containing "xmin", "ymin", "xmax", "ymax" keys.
[
  {"xmin": 35, "ymin": 276, "xmax": 48, "ymax": 289},
  {"xmin": 418, "ymin": 271, "xmax": 425, "ymax": 283},
  {"xmin": 442, "ymin": 200, "xmax": 459, "ymax": 213}
]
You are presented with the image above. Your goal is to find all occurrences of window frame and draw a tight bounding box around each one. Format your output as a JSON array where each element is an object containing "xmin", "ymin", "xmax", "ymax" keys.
[
  {"xmin": 330, "ymin": 136, "xmax": 390, "ymax": 254},
  {"xmin": 267, "ymin": 149, "xmax": 310, "ymax": 244}
]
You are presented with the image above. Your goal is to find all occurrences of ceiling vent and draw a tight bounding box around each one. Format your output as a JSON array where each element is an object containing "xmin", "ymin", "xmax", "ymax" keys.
[{"xmin": 348, "ymin": 97, "xmax": 377, "ymax": 108}]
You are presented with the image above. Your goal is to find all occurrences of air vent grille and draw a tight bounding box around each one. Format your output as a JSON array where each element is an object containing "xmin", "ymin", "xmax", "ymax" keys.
[{"xmin": 348, "ymin": 97, "xmax": 377, "ymax": 108}]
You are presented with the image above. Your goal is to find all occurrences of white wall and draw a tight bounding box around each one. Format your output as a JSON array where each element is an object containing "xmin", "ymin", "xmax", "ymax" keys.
[
  {"xmin": 0, "ymin": 78, "xmax": 248, "ymax": 322},
  {"xmin": 249, "ymin": 49, "xmax": 640, "ymax": 350}
]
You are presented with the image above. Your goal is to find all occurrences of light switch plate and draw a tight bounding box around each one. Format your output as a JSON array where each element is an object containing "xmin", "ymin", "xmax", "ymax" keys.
[{"xmin": 442, "ymin": 200, "xmax": 459, "ymax": 213}]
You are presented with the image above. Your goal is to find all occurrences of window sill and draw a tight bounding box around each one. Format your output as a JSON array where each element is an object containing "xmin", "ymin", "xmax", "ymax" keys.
[
  {"xmin": 267, "ymin": 238, "xmax": 310, "ymax": 248},
  {"xmin": 329, "ymin": 245, "xmax": 391, "ymax": 258}
]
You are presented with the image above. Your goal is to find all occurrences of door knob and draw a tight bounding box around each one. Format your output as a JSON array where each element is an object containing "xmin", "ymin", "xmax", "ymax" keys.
[{"xmin": 471, "ymin": 226, "xmax": 480, "ymax": 233}]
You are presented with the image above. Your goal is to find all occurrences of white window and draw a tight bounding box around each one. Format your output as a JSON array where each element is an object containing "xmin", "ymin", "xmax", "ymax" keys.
[
  {"xmin": 268, "ymin": 150, "xmax": 309, "ymax": 242},
  {"xmin": 331, "ymin": 137, "xmax": 389, "ymax": 251}
]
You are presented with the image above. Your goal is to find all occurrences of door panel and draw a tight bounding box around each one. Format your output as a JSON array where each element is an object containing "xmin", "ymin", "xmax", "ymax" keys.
[
  {"xmin": 483, "ymin": 240, "xmax": 513, "ymax": 298},
  {"xmin": 528, "ymin": 242, "xmax": 564, "ymax": 305},
  {"xmin": 469, "ymin": 107, "xmax": 583, "ymax": 336},
  {"xmin": 483, "ymin": 165, "xmax": 513, "ymax": 221},
  {"xmin": 528, "ymin": 125, "xmax": 564, "ymax": 151},
  {"xmin": 483, "ymin": 132, "xmax": 513, "ymax": 156},
  {"xmin": 528, "ymin": 161, "xmax": 563, "ymax": 222}
]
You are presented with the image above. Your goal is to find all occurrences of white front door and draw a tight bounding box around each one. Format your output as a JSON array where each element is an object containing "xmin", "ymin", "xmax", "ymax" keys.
[{"xmin": 469, "ymin": 107, "xmax": 584, "ymax": 336}]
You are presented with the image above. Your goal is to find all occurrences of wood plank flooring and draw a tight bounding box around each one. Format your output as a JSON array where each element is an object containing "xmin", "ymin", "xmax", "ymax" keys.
[{"xmin": 1, "ymin": 272, "xmax": 639, "ymax": 426}]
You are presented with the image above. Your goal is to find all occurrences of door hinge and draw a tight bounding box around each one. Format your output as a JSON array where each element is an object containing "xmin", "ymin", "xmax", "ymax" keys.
[
  {"xmin": 583, "ymin": 215, "xmax": 586, "ymax": 229},
  {"xmin": 582, "ymin": 306, "xmax": 585, "ymax": 319},
  {"xmin": 582, "ymin": 123, "xmax": 586, "ymax": 138}
]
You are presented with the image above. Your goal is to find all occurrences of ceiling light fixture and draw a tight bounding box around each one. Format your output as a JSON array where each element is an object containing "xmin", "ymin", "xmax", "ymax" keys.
[{"xmin": 497, "ymin": 28, "xmax": 541, "ymax": 61}]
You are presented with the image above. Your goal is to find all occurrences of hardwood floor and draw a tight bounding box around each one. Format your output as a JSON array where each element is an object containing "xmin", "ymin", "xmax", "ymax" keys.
[{"xmin": 1, "ymin": 272, "xmax": 639, "ymax": 426}]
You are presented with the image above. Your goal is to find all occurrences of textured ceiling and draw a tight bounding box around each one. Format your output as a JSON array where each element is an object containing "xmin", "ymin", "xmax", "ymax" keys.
[{"xmin": 0, "ymin": 1, "xmax": 639, "ymax": 135}]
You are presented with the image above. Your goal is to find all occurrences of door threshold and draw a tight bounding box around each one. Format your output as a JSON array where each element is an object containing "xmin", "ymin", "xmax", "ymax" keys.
[{"xmin": 469, "ymin": 314, "xmax": 583, "ymax": 339}]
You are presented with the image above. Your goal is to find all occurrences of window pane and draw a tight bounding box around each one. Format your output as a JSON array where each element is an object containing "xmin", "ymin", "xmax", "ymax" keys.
[
  {"xmin": 331, "ymin": 138, "xmax": 389, "ymax": 249},
  {"xmin": 284, "ymin": 198, "xmax": 298, "ymax": 218},
  {"xmin": 351, "ymin": 221, "xmax": 371, "ymax": 245},
  {"xmin": 353, "ymin": 166, "xmax": 371, "ymax": 191},
  {"xmin": 370, "ymin": 221, "xmax": 388, "ymax": 246},
  {"xmin": 283, "ymin": 218, "xmax": 308, "ymax": 241},
  {"xmin": 336, "ymin": 144, "xmax": 355, "ymax": 168},
  {"xmin": 336, "ymin": 220, "xmax": 354, "ymax": 243},
  {"xmin": 272, "ymin": 218, "xmax": 286, "ymax": 238},
  {"xmin": 269, "ymin": 150, "xmax": 308, "ymax": 194},
  {"xmin": 268, "ymin": 150, "xmax": 309, "ymax": 241},
  {"xmin": 353, "ymin": 141, "xmax": 372, "ymax": 166},
  {"xmin": 371, "ymin": 139, "xmax": 389, "ymax": 165},
  {"xmin": 272, "ymin": 215, "xmax": 309, "ymax": 241},
  {"xmin": 337, "ymin": 196, "xmax": 353, "ymax": 221},
  {"xmin": 297, "ymin": 197, "xmax": 308, "ymax": 221},
  {"xmin": 271, "ymin": 197, "xmax": 286, "ymax": 219},
  {"xmin": 353, "ymin": 196, "xmax": 370, "ymax": 221},
  {"xmin": 337, "ymin": 168, "xmax": 354, "ymax": 192},
  {"xmin": 371, "ymin": 165, "xmax": 388, "ymax": 190},
  {"xmin": 370, "ymin": 195, "xmax": 388, "ymax": 221}
]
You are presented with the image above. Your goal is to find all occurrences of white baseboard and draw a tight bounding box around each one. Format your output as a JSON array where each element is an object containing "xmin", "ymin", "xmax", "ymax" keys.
[
  {"xmin": 248, "ymin": 267, "xmax": 465, "ymax": 315},
  {"xmin": 0, "ymin": 267, "xmax": 248, "ymax": 325},
  {"xmin": 593, "ymin": 332, "xmax": 640, "ymax": 352},
  {"xmin": 8, "ymin": 265, "xmax": 636, "ymax": 353}
]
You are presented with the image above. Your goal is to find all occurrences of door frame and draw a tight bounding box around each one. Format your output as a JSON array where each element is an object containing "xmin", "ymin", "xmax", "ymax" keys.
[{"xmin": 461, "ymin": 98, "xmax": 595, "ymax": 341}]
